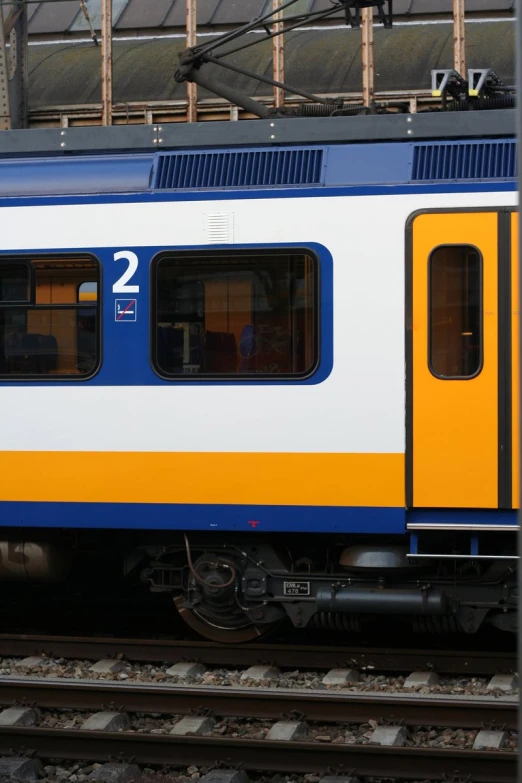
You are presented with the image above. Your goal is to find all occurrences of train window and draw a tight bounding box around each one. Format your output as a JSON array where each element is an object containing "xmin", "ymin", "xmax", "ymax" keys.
[
  {"xmin": 78, "ymin": 281, "xmax": 98, "ymax": 302},
  {"xmin": 0, "ymin": 256, "xmax": 100, "ymax": 379},
  {"xmin": 429, "ymin": 244, "xmax": 482, "ymax": 379},
  {"xmin": 0, "ymin": 263, "xmax": 31, "ymax": 303},
  {"xmin": 152, "ymin": 250, "xmax": 317, "ymax": 379}
]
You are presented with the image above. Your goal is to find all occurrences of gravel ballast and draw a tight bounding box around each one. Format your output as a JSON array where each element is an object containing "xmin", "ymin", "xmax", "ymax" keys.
[
  {"xmin": 13, "ymin": 708, "xmax": 519, "ymax": 751},
  {"xmin": 0, "ymin": 656, "xmax": 517, "ymax": 697}
]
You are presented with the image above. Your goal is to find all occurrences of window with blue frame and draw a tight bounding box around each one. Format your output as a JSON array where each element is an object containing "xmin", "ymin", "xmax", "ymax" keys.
[
  {"xmin": 0, "ymin": 256, "xmax": 100, "ymax": 378},
  {"xmin": 152, "ymin": 249, "xmax": 317, "ymax": 379}
]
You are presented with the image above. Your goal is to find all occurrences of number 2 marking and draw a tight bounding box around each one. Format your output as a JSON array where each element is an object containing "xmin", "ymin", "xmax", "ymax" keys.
[{"xmin": 113, "ymin": 250, "xmax": 139, "ymax": 294}]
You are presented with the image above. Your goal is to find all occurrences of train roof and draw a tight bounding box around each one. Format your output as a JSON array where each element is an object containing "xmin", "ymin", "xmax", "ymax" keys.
[
  {"xmin": 0, "ymin": 110, "xmax": 515, "ymax": 197},
  {"xmin": 0, "ymin": 109, "xmax": 515, "ymax": 155}
]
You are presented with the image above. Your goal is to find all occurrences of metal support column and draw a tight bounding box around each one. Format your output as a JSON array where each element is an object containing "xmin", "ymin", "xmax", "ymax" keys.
[
  {"xmin": 0, "ymin": 6, "xmax": 11, "ymax": 129},
  {"xmin": 361, "ymin": 6, "xmax": 374, "ymax": 106},
  {"xmin": 453, "ymin": 0, "xmax": 465, "ymax": 76},
  {"xmin": 0, "ymin": 1, "xmax": 28, "ymax": 130},
  {"xmin": 186, "ymin": 0, "xmax": 197, "ymax": 122},
  {"xmin": 15, "ymin": 0, "xmax": 28, "ymax": 129},
  {"xmin": 101, "ymin": 0, "xmax": 113, "ymax": 126},
  {"xmin": 273, "ymin": 0, "xmax": 285, "ymax": 109}
]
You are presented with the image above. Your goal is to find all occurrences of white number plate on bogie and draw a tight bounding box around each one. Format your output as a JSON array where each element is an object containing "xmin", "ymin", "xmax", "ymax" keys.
[{"xmin": 283, "ymin": 581, "xmax": 310, "ymax": 596}]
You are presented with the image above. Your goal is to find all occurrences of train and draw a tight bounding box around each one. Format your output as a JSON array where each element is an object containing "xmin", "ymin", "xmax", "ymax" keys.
[{"xmin": 0, "ymin": 107, "xmax": 517, "ymax": 642}]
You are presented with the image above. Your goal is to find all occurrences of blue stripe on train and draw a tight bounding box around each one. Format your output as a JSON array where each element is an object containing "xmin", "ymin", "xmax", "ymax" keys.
[
  {"xmin": 0, "ymin": 180, "xmax": 515, "ymax": 209},
  {"xmin": 408, "ymin": 508, "xmax": 518, "ymax": 526},
  {"xmin": 0, "ymin": 501, "xmax": 406, "ymax": 533},
  {"xmin": 0, "ymin": 503, "xmax": 518, "ymax": 533}
]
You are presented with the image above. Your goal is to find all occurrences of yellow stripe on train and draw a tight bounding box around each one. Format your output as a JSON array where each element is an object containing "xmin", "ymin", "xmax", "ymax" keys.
[{"xmin": 0, "ymin": 451, "xmax": 405, "ymax": 506}]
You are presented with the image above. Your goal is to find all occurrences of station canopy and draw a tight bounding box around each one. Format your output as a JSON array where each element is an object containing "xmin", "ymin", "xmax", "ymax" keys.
[
  {"xmin": 23, "ymin": 0, "xmax": 516, "ymax": 36},
  {"xmin": 19, "ymin": 0, "xmax": 515, "ymax": 117}
]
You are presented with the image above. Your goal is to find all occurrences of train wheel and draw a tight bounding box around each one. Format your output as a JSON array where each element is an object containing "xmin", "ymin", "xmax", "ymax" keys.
[
  {"xmin": 174, "ymin": 541, "xmax": 283, "ymax": 643},
  {"xmin": 173, "ymin": 595, "xmax": 278, "ymax": 643}
]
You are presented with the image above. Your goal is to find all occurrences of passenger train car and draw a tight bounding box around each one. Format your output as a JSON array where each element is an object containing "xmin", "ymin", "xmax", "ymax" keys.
[{"xmin": 0, "ymin": 109, "xmax": 517, "ymax": 641}]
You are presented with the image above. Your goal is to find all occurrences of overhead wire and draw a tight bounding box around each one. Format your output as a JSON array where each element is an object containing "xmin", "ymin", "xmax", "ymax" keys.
[
  {"xmin": 175, "ymin": 1, "xmax": 393, "ymax": 113},
  {"xmin": 193, "ymin": 0, "xmax": 386, "ymax": 61},
  {"xmin": 79, "ymin": 0, "xmax": 98, "ymax": 45}
]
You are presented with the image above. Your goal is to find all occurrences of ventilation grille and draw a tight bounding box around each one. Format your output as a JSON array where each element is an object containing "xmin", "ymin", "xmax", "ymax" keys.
[
  {"xmin": 152, "ymin": 147, "xmax": 325, "ymax": 190},
  {"xmin": 204, "ymin": 212, "xmax": 234, "ymax": 244},
  {"xmin": 411, "ymin": 140, "xmax": 516, "ymax": 181}
]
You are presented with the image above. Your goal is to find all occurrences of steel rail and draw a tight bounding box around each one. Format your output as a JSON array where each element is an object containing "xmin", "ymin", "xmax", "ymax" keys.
[
  {"xmin": 0, "ymin": 677, "xmax": 517, "ymax": 729},
  {"xmin": 0, "ymin": 727, "xmax": 515, "ymax": 782},
  {"xmin": 0, "ymin": 634, "xmax": 515, "ymax": 674}
]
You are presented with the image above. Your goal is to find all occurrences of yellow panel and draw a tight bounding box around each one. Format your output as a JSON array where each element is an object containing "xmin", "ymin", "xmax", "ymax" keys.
[
  {"xmin": 35, "ymin": 279, "xmax": 51, "ymax": 304},
  {"xmin": 512, "ymin": 212, "xmax": 520, "ymax": 508},
  {"xmin": 0, "ymin": 451, "xmax": 404, "ymax": 507},
  {"xmin": 412, "ymin": 212, "xmax": 498, "ymax": 508}
]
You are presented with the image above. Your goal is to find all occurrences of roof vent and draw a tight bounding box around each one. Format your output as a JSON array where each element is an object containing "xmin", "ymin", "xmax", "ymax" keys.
[
  {"xmin": 411, "ymin": 140, "xmax": 516, "ymax": 181},
  {"xmin": 152, "ymin": 147, "xmax": 325, "ymax": 190}
]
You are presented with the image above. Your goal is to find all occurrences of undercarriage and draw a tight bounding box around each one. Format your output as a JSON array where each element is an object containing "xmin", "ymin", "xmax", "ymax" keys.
[{"xmin": 139, "ymin": 534, "xmax": 518, "ymax": 642}]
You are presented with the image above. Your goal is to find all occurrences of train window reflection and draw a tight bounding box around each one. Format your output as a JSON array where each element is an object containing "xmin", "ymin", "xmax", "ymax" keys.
[
  {"xmin": 78, "ymin": 281, "xmax": 98, "ymax": 302},
  {"xmin": 0, "ymin": 263, "xmax": 31, "ymax": 303},
  {"xmin": 153, "ymin": 250, "xmax": 317, "ymax": 379},
  {"xmin": 0, "ymin": 256, "xmax": 100, "ymax": 379},
  {"xmin": 429, "ymin": 244, "xmax": 482, "ymax": 379}
]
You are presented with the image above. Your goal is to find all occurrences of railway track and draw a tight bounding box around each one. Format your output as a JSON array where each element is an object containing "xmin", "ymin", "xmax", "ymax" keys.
[
  {"xmin": 0, "ymin": 633, "xmax": 515, "ymax": 674},
  {"xmin": 0, "ymin": 676, "xmax": 516, "ymax": 782},
  {"xmin": 0, "ymin": 728, "xmax": 515, "ymax": 782},
  {"xmin": 0, "ymin": 676, "xmax": 517, "ymax": 727},
  {"xmin": 0, "ymin": 635, "xmax": 516, "ymax": 781}
]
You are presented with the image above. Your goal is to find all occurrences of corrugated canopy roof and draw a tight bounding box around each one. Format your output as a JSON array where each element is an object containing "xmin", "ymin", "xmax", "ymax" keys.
[
  {"xmin": 25, "ymin": 0, "xmax": 515, "ymax": 37},
  {"xmin": 27, "ymin": 20, "xmax": 514, "ymax": 108}
]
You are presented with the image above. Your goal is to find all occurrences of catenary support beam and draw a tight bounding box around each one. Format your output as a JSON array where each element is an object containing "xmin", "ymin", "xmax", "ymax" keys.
[
  {"xmin": 453, "ymin": 0, "xmax": 465, "ymax": 75},
  {"xmin": 362, "ymin": 6, "xmax": 374, "ymax": 105},
  {"xmin": 186, "ymin": 0, "xmax": 197, "ymax": 122},
  {"xmin": 101, "ymin": 0, "xmax": 112, "ymax": 126},
  {"xmin": 273, "ymin": 0, "xmax": 285, "ymax": 109}
]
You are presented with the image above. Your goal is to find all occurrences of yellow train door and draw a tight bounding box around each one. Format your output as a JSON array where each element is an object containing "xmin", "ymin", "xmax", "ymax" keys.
[{"xmin": 408, "ymin": 211, "xmax": 503, "ymax": 509}]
